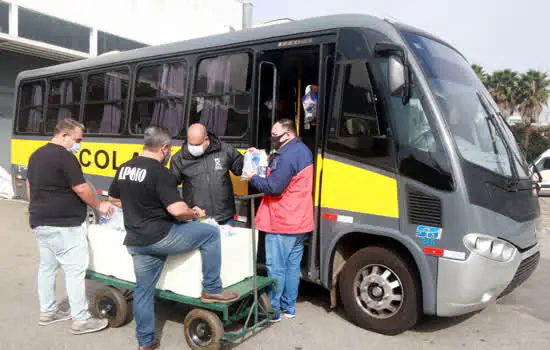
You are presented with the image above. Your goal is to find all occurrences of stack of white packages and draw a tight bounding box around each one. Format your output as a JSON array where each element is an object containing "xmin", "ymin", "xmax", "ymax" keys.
[{"xmin": 87, "ymin": 218, "xmax": 258, "ymax": 298}]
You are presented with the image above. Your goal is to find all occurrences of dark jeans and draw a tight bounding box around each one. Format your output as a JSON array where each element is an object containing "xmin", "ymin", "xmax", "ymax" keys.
[{"xmin": 127, "ymin": 221, "xmax": 222, "ymax": 347}]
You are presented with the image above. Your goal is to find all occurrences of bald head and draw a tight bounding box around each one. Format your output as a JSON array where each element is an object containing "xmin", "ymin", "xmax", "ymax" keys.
[{"xmin": 187, "ymin": 124, "xmax": 208, "ymax": 146}]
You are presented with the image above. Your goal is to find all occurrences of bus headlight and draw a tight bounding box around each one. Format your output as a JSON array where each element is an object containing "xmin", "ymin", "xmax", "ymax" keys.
[{"xmin": 463, "ymin": 234, "xmax": 516, "ymax": 262}]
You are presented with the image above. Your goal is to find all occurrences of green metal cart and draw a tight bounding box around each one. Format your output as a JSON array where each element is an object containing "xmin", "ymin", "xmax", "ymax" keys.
[{"xmin": 87, "ymin": 193, "xmax": 275, "ymax": 349}]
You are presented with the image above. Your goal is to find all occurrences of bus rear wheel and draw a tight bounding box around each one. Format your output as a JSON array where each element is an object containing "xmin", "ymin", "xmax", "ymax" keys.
[{"xmin": 339, "ymin": 246, "xmax": 422, "ymax": 335}]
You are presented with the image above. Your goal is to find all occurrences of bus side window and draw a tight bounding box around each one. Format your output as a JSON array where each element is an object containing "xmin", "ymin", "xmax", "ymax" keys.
[
  {"xmin": 131, "ymin": 61, "xmax": 187, "ymax": 137},
  {"xmin": 17, "ymin": 81, "xmax": 45, "ymax": 133},
  {"xmin": 327, "ymin": 61, "xmax": 395, "ymax": 171},
  {"xmin": 46, "ymin": 76, "xmax": 82, "ymax": 133},
  {"xmin": 83, "ymin": 69, "xmax": 130, "ymax": 134},
  {"xmin": 383, "ymin": 71, "xmax": 454, "ymax": 191},
  {"xmin": 189, "ymin": 53, "xmax": 252, "ymax": 138}
]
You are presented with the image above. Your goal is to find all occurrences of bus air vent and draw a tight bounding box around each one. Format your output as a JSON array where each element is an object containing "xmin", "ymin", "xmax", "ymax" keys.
[{"xmin": 407, "ymin": 188, "xmax": 442, "ymax": 227}]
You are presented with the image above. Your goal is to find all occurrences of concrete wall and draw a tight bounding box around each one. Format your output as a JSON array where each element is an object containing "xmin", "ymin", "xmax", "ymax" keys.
[{"xmin": 0, "ymin": 50, "xmax": 56, "ymax": 171}]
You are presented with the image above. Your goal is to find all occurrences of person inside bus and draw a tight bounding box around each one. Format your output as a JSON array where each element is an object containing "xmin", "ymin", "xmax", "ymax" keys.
[
  {"xmin": 170, "ymin": 123, "xmax": 243, "ymax": 225},
  {"xmin": 244, "ymin": 119, "xmax": 314, "ymax": 322},
  {"xmin": 108, "ymin": 126, "xmax": 239, "ymax": 350}
]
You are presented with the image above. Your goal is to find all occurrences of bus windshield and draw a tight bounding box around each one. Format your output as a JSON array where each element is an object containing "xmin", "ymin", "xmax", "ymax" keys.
[{"xmin": 403, "ymin": 32, "xmax": 529, "ymax": 179}]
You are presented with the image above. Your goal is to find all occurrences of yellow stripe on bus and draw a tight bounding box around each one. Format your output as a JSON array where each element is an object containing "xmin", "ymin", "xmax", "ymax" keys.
[
  {"xmin": 320, "ymin": 158, "xmax": 399, "ymax": 218},
  {"xmin": 11, "ymin": 138, "xmax": 249, "ymax": 195}
]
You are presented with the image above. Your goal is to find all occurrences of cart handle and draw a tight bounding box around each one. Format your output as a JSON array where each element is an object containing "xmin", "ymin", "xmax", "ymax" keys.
[{"xmin": 235, "ymin": 193, "xmax": 265, "ymax": 200}]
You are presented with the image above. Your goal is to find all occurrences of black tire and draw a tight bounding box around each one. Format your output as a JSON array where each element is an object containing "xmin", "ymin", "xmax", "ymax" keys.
[
  {"xmin": 94, "ymin": 286, "xmax": 131, "ymax": 328},
  {"xmin": 184, "ymin": 309, "xmax": 224, "ymax": 349},
  {"xmin": 87, "ymin": 205, "xmax": 99, "ymax": 225},
  {"xmin": 339, "ymin": 246, "xmax": 422, "ymax": 335},
  {"xmin": 258, "ymin": 291, "xmax": 273, "ymax": 316}
]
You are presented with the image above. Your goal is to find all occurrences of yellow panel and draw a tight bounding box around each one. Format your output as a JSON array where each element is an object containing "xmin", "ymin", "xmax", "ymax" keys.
[
  {"xmin": 320, "ymin": 158, "xmax": 399, "ymax": 218},
  {"xmin": 11, "ymin": 138, "xmax": 249, "ymax": 194},
  {"xmin": 314, "ymin": 154, "xmax": 323, "ymax": 205}
]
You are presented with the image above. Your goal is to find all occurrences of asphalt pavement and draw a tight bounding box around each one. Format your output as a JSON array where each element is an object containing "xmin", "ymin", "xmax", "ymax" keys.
[{"xmin": 1, "ymin": 199, "xmax": 549, "ymax": 350}]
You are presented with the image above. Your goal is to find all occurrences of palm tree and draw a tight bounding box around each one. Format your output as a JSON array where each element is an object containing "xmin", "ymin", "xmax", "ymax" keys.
[
  {"xmin": 487, "ymin": 69, "xmax": 521, "ymax": 120},
  {"xmin": 472, "ymin": 64, "xmax": 488, "ymax": 85},
  {"xmin": 518, "ymin": 70, "xmax": 550, "ymax": 124},
  {"xmin": 517, "ymin": 70, "xmax": 550, "ymax": 148}
]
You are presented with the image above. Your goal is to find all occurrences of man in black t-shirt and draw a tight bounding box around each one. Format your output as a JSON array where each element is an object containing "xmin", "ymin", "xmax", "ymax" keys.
[
  {"xmin": 27, "ymin": 119, "xmax": 113, "ymax": 335},
  {"xmin": 108, "ymin": 126, "xmax": 239, "ymax": 350}
]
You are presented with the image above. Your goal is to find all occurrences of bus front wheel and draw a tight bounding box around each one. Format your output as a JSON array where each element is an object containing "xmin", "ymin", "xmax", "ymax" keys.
[{"xmin": 339, "ymin": 246, "xmax": 422, "ymax": 335}]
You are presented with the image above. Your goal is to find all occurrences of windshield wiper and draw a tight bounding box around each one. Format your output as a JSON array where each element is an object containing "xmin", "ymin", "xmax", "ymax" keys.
[
  {"xmin": 496, "ymin": 110, "xmax": 543, "ymax": 186},
  {"xmin": 476, "ymin": 92, "xmax": 520, "ymax": 181}
]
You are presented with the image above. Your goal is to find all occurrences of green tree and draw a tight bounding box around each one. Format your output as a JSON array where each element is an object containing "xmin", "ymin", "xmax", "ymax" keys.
[
  {"xmin": 514, "ymin": 70, "xmax": 550, "ymax": 149},
  {"xmin": 487, "ymin": 69, "xmax": 521, "ymax": 120},
  {"xmin": 518, "ymin": 70, "xmax": 550, "ymax": 125},
  {"xmin": 472, "ymin": 64, "xmax": 488, "ymax": 85}
]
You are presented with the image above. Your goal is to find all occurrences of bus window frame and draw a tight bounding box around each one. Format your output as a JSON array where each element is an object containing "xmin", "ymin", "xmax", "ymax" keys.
[
  {"xmin": 44, "ymin": 74, "xmax": 86, "ymax": 134},
  {"xmin": 81, "ymin": 64, "xmax": 133, "ymax": 137},
  {"xmin": 187, "ymin": 48, "xmax": 255, "ymax": 142},
  {"xmin": 14, "ymin": 78, "xmax": 48, "ymax": 135},
  {"xmin": 128, "ymin": 56, "xmax": 190, "ymax": 137}
]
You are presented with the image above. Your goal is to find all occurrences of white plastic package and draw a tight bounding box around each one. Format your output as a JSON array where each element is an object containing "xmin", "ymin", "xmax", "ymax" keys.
[
  {"xmin": 241, "ymin": 149, "xmax": 268, "ymax": 180},
  {"xmin": 98, "ymin": 206, "xmax": 125, "ymax": 231}
]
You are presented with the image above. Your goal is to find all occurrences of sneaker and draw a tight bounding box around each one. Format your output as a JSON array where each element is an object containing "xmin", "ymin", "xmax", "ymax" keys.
[
  {"xmin": 283, "ymin": 310, "xmax": 296, "ymax": 319},
  {"xmin": 71, "ymin": 317, "xmax": 109, "ymax": 335},
  {"xmin": 269, "ymin": 313, "xmax": 281, "ymax": 323},
  {"xmin": 38, "ymin": 310, "xmax": 72, "ymax": 326},
  {"xmin": 200, "ymin": 289, "xmax": 240, "ymax": 303}
]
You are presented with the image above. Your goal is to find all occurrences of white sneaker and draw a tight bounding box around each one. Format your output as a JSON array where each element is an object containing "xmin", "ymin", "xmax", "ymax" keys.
[
  {"xmin": 38, "ymin": 310, "xmax": 72, "ymax": 326},
  {"xmin": 71, "ymin": 317, "xmax": 109, "ymax": 335}
]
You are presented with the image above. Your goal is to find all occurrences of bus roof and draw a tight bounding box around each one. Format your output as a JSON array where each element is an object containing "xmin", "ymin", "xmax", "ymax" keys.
[
  {"xmin": 16, "ymin": 14, "xmax": 392, "ymax": 82},
  {"xmin": 15, "ymin": 13, "xmax": 458, "ymax": 83}
]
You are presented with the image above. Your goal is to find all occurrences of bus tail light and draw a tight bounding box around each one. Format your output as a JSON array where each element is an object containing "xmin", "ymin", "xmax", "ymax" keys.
[{"xmin": 463, "ymin": 234, "xmax": 516, "ymax": 262}]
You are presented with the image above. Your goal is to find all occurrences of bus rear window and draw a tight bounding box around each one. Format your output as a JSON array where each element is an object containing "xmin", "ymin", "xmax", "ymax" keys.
[
  {"xmin": 131, "ymin": 61, "xmax": 187, "ymax": 136},
  {"xmin": 84, "ymin": 69, "xmax": 130, "ymax": 134},
  {"xmin": 190, "ymin": 53, "xmax": 252, "ymax": 138},
  {"xmin": 17, "ymin": 81, "xmax": 45, "ymax": 133},
  {"xmin": 46, "ymin": 76, "xmax": 83, "ymax": 133}
]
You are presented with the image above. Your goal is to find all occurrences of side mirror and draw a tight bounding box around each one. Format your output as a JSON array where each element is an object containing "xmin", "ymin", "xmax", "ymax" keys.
[
  {"xmin": 389, "ymin": 55, "xmax": 407, "ymax": 98},
  {"xmin": 374, "ymin": 42, "xmax": 410, "ymax": 104}
]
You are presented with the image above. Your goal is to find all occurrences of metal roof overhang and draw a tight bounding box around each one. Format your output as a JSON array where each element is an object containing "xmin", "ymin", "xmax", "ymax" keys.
[{"xmin": 0, "ymin": 33, "xmax": 88, "ymax": 62}]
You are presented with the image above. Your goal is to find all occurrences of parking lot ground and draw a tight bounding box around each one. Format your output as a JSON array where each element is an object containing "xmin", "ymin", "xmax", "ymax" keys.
[{"xmin": 1, "ymin": 198, "xmax": 549, "ymax": 349}]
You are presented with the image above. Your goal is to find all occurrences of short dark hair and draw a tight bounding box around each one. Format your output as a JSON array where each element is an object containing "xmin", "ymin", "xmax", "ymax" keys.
[
  {"xmin": 276, "ymin": 118, "xmax": 297, "ymax": 135},
  {"xmin": 54, "ymin": 119, "xmax": 85, "ymax": 135},
  {"xmin": 143, "ymin": 126, "xmax": 172, "ymax": 151}
]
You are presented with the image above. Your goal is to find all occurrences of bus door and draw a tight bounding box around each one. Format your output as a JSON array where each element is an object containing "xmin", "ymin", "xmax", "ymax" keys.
[{"xmin": 252, "ymin": 37, "xmax": 336, "ymax": 281}]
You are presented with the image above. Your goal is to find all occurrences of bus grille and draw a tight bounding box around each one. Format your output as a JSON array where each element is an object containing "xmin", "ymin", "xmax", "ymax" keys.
[
  {"xmin": 498, "ymin": 251, "xmax": 540, "ymax": 298},
  {"xmin": 407, "ymin": 189, "xmax": 442, "ymax": 227}
]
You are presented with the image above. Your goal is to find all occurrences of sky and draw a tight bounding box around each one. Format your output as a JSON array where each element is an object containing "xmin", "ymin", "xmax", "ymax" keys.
[{"xmin": 253, "ymin": 0, "xmax": 549, "ymax": 75}]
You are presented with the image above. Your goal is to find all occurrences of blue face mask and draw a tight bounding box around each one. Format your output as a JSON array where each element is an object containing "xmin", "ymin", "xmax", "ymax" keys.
[{"xmin": 68, "ymin": 142, "xmax": 81, "ymax": 155}]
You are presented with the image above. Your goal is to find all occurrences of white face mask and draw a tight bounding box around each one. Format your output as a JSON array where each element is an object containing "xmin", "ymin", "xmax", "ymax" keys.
[
  {"xmin": 68, "ymin": 142, "xmax": 81, "ymax": 155},
  {"xmin": 188, "ymin": 144, "xmax": 205, "ymax": 157}
]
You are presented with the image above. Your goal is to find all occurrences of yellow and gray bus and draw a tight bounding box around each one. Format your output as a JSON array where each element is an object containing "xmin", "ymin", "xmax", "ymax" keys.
[{"xmin": 10, "ymin": 14, "xmax": 540, "ymax": 334}]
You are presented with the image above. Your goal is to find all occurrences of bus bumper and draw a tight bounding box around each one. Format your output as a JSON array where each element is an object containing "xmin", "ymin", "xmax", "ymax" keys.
[{"xmin": 436, "ymin": 243, "xmax": 540, "ymax": 317}]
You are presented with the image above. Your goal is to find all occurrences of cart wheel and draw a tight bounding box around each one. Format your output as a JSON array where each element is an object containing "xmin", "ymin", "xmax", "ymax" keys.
[
  {"xmin": 184, "ymin": 309, "xmax": 224, "ymax": 349},
  {"xmin": 94, "ymin": 286, "xmax": 131, "ymax": 328},
  {"xmin": 258, "ymin": 291, "xmax": 273, "ymax": 315}
]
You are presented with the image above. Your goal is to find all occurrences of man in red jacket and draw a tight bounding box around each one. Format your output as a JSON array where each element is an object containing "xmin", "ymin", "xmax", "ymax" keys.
[{"xmin": 245, "ymin": 119, "xmax": 314, "ymax": 321}]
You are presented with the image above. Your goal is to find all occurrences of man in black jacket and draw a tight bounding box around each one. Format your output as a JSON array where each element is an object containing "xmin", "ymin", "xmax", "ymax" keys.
[{"xmin": 170, "ymin": 123, "xmax": 243, "ymax": 225}]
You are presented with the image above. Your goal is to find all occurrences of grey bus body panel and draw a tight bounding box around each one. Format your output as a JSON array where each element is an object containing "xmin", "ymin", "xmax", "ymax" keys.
[
  {"xmin": 319, "ymin": 209, "xmax": 439, "ymax": 315},
  {"xmin": 437, "ymin": 243, "xmax": 539, "ymax": 316}
]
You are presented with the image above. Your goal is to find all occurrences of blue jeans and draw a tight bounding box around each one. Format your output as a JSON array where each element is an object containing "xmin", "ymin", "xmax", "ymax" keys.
[
  {"xmin": 127, "ymin": 221, "xmax": 222, "ymax": 347},
  {"xmin": 265, "ymin": 233, "xmax": 308, "ymax": 313},
  {"xmin": 33, "ymin": 224, "xmax": 91, "ymax": 321}
]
